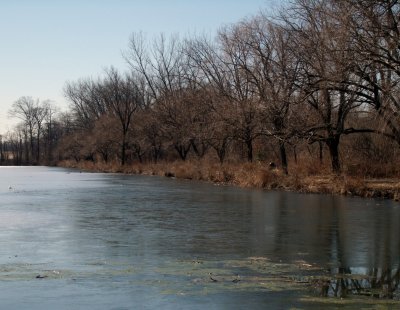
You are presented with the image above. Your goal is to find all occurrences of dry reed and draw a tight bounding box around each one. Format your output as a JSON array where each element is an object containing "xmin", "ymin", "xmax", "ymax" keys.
[{"xmin": 58, "ymin": 159, "xmax": 400, "ymax": 200}]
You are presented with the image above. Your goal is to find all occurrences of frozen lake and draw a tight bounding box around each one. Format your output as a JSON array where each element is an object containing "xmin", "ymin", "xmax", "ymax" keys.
[{"xmin": 0, "ymin": 166, "xmax": 399, "ymax": 309}]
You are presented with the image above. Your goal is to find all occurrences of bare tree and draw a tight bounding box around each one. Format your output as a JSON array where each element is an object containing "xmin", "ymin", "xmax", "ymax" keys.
[
  {"xmin": 64, "ymin": 78, "xmax": 107, "ymax": 129},
  {"xmin": 42, "ymin": 101, "xmax": 59, "ymax": 163},
  {"xmin": 4, "ymin": 128, "xmax": 24, "ymax": 165},
  {"xmin": 217, "ymin": 15, "xmax": 302, "ymax": 172},
  {"xmin": 93, "ymin": 115, "xmax": 119, "ymax": 163},
  {"xmin": 341, "ymin": 0, "xmax": 400, "ymax": 145},
  {"xmin": 280, "ymin": 0, "xmax": 377, "ymax": 173},
  {"xmin": 125, "ymin": 33, "xmax": 208, "ymax": 161},
  {"xmin": 186, "ymin": 34, "xmax": 262, "ymax": 162},
  {"xmin": 124, "ymin": 32, "xmax": 159, "ymax": 103},
  {"xmin": 100, "ymin": 68, "xmax": 144, "ymax": 165},
  {"xmin": 8, "ymin": 97, "xmax": 36, "ymax": 162},
  {"xmin": 8, "ymin": 97, "xmax": 51, "ymax": 163},
  {"xmin": 32, "ymin": 101, "xmax": 49, "ymax": 162}
]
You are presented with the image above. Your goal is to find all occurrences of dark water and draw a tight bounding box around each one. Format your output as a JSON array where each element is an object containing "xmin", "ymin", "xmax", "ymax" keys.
[{"xmin": 0, "ymin": 166, "xmax": 399, "ymax": 309}]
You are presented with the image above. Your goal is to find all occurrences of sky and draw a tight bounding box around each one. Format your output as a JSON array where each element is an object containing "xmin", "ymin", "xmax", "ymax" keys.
[{"xmin": 0, "ymin": 0, "xmax": 281, "ymax": 134}]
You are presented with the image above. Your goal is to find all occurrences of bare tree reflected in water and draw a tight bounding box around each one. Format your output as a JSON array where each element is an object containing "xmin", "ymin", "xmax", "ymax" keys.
[
  {"xmin": 259, "ymin": 192, "xmax": 400, "ymax": 301},
  {"xmin": 312, "ymin": 267, "xmax": 400, "ymax": 300}
]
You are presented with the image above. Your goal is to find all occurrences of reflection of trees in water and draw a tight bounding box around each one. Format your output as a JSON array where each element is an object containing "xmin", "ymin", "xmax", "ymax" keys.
[
  {"xmin": 314, "ymin": 267, "xmax": 400, "ymax": 299},
  {"xmin": 320, "ymin": 195, "xmax": 400, "ymax": 300},
  {"xmin": 268, "ymin": 193, "xmax": 400, "ymax": 301}
]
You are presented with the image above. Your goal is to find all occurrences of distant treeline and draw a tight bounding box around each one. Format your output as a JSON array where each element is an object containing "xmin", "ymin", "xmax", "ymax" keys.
[{"xmin": 2, "ymin": 0, "xmax": 400, "ymax": 176}]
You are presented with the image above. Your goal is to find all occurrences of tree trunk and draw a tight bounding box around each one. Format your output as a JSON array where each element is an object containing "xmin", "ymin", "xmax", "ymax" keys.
[
  {"xmin": 134, "ymin": 144, "xmax": 143, "ymax": 163},
  {"xmin": 121, "ymin": 135, "xmax": 127, "ymax": 166},
  {"xmin": 327, "ymin": 137, "xmax": 340, "ymax": 174},
  {"xmin": 245, "ymin": 139, "xmax": 253, "ymax": 162},
  {"xmin": 101, "ymin": 152, "xmax": 109, "ymax": 163},
  {"xmin": 175, "ymin": 143, "xmax": 191, "ymax": 161},
  {"xmin": 279, "ymin": 142, "xmax": 288, "ymax": 175},
  {"xmin": 217, "ymin": 148, "xmax": 226, "ymax": 164},
  {"xmin": 318, "ymin": 141, "xmax": 323, "ymax": 164},
  {"xmin": 19, "ymin": 138, "xmax": 23, "ymax": 165},
  {"xmin": 190, "ymin": 138, "xmax": 207, "ymax": 158},
  {"xmin": 36, "ymin": 132, "xmax": 40, "ymax": 163},
  {"xmin": 29, "ymin": 129, "xmax": 34, "ymax": 163},
  {"xmin": 152, "ymin": 144, "xmax": 162, "ymax": 163},
  {"xmin": 24, "ymin": 135, "xmax": 29, "ymax": 164}
]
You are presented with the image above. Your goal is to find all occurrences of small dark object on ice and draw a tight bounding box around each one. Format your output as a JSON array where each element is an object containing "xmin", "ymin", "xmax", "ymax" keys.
[
  {"xmin": 209, "ymin": 273, "xmax": 218, "ymax": 282},
  {"xmin": 36, "ymin": 275, "xmax": 48, "ymax": 279},
  {"xmin": 232, "ymin": 274, "xmax": 241, "ymax": 283}
]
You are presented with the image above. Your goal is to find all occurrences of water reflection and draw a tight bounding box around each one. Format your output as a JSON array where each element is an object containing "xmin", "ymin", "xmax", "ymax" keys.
[
  {"xmin": 311, "ymin": 267, "xmax": 400, "ymax": 299},
  {"xmin": 247, "ymin": 191, "xmax": 400, "ymax": 269},
  {"xmin": 59, "ymin": 172, "xmax": 400, "ymax": 281},
  {"xmin": 1, "ymin": 167, "xmax": 400, "ymax": 307},
  {"xmin": 52, "ymin": 171, "xmax": 400, "ymax": 271}
]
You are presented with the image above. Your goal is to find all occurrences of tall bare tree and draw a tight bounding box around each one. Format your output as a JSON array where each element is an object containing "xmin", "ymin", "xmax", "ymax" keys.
[
  {"xmin": 100, "ymin": 68, "xmax": 144, "ymax": 165},
  {"xmin": 125, "ymin": 33, "xmax": 209, "ymax": 161},
  {"xmin": 32, "ymin": 100, "xmax": 49, "ymax": 162},
  {"xmin": 186, "ymin": 34, "xmax": 261, "ymax": 162},
  {"xmin": 8, "ymin": 97, "xmax": 36, "ymax": 162},
  {"xmin": 342, "ymin": 0, "xmax": 400, "ymax": 144},
  {"xmin": 281, "ymin": 0, "xmax": 377, "ymax": 173},
  {"xmin": 8, "ymin": 96, "xmax": 50, "ymax": 163},
  {"xmin": 218, "ymin": 15, "xmax": 302, "ymax": 172},
  {"xmin": 64, "ymin": 78, "xmax": 107, "ymax": 129}
]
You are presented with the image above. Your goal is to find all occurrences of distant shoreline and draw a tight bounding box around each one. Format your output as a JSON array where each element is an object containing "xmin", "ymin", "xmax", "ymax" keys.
[{"xmin": 58, "ymin": 160, "xmax": 400, "ymax": 201}]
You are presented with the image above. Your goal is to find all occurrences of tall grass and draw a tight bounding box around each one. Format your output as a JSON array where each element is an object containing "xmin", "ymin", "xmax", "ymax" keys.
[{"xmin": 58, "ymin": 159, "xmax": 400, "ymax": 200}]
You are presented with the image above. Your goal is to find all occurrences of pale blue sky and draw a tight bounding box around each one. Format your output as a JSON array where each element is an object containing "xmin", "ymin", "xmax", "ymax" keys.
[{"xmin": 0, "ymin": 0, "xmax": 280, "ymax": 133}]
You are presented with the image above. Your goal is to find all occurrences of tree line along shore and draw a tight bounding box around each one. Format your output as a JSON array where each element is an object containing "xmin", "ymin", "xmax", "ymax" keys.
[{"xmin": 1, "ymin": 1, "xmax": 400, "ymax": 199}]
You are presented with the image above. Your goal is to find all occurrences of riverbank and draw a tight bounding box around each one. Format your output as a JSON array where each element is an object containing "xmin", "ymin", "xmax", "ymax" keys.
[{"xmin": 59, "ymin": 160, "xmax": 400, "ymax": 201}]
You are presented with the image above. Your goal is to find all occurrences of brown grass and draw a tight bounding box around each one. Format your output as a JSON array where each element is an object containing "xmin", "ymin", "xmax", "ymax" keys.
[{"xmin": 58, "ymin": 159, "xmax": 400, "ymax": 200}]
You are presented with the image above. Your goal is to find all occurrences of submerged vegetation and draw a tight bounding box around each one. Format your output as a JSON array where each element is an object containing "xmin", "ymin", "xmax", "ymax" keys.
[
  {"xmin": 2, "ymin": 255, "xmax": 398, "ymax": 307},
  {"xmin": 1, "ymin": 0, "xmax": 400, "ymax": 195}
]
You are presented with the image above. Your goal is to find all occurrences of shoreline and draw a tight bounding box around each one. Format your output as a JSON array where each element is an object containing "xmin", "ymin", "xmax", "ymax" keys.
[{"xmin": 58, "ymin": 160, "xmax": 400, "ymax": 201}]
